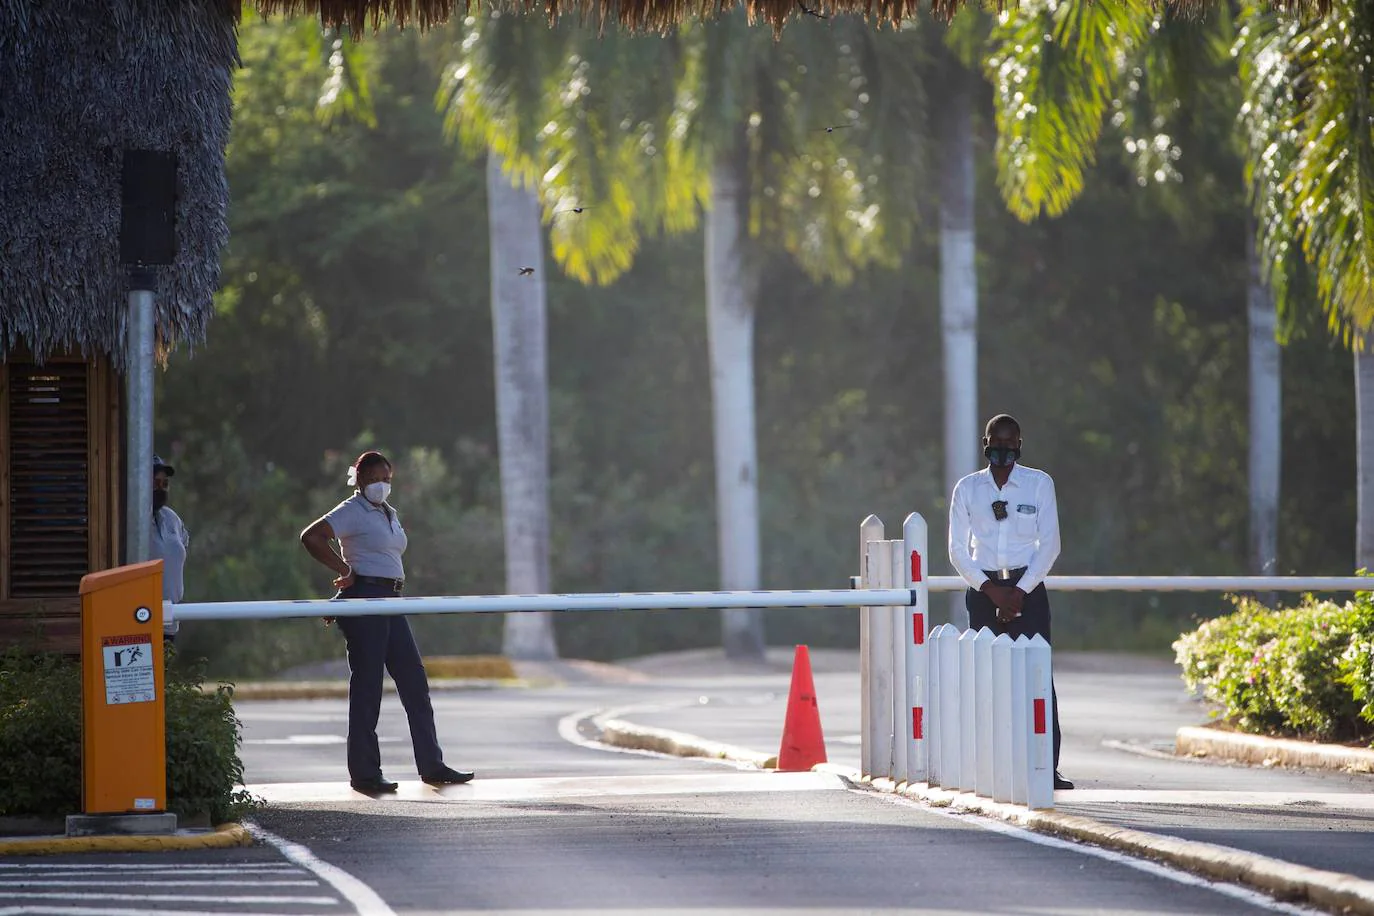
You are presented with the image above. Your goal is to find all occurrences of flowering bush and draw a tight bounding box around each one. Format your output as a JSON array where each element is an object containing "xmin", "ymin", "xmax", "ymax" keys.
[{"xmin": 1174, "ymin": 593, "xmax": 1374, "ymax": 743}]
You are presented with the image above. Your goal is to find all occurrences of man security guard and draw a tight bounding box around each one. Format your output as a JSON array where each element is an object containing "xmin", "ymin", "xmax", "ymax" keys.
[{"xmin": 948, "ymin": 414, "xmax": 1073, "ymax": 790}]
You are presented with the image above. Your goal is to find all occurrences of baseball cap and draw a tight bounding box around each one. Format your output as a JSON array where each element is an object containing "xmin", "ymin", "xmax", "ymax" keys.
[{"xmin": 153, "ymin": 455, "xmax": 176, "ymax": 476}]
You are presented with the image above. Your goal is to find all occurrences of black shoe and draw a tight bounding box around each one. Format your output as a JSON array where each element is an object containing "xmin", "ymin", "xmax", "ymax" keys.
[
  {"xmin": 350, "ymin": 776, "xmax": 399, "ymax": 794},
  {"xmin": 1054, "ymin": 771, "xmax": 1075, "ymax": 790},
  {"xmin": 422, "ymin": 766, "xmax": 475, "ymax": 786}
]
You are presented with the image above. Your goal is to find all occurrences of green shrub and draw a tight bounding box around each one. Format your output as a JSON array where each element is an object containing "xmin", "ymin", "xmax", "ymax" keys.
[
  {"xmin": 0, "ymin": 650, "xmax": 81, "ymax": 817},
  {"xmin": 0, "ymin": 647, "xmax": 256, "ymax": 822},
  {"xmin": 1174, "ymin": 593, "xmax": 1374, "ymax": 743}
]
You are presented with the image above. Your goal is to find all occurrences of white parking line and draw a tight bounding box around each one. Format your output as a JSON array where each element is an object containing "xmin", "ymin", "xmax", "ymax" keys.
[
  {"xmin": 0, "ymin": 869, "xmax": 303, "ymax": 878},
  {"xmin": 0, "ymin": 864, "xmax": 300, "ymax": 871},
  {"xmin": 248, "ymin": 824, "xmax": 396, "ymax": 916},
  {"xmin": 0, "ymin": 909, "xmax": 328, "ymax": 916},
  {"xmin": 0, "ymin": 893, "xmax": 338, "ymax": 905},
  {"xmin": 0, "ymin": 880, "xmax": 319, "ymax": 888}
]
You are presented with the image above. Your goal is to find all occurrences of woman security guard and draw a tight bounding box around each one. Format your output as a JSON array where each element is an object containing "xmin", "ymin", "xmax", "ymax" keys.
[{"xmin": 300, "ymin": 450, "xmax": 474, "ymax": 794}]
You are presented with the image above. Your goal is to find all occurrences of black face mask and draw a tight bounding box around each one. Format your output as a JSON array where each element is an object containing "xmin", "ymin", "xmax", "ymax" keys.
[
  {"xmin": 152, "ymin": 489, "xmax": 168, "ymax": 512},
  {"xmin": 984, "ymin": 445, "xmax": 1020, "ymax": 468}
]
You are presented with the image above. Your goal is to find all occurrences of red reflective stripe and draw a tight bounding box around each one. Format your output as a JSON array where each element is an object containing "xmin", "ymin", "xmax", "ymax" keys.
[
  {"xmin": 913, "ymin": 612, "xmax": 924, "ymax": 645},
  {"xmin": 913, "ymin": 707, "xmax": 923, "ymax": 739},
  {"xmin": 1033, "ymin": 698, "xmax": 1047, "ymax": 735},
  {"xmin": 910, "ymin": 550, "xmax": 922, "ymax": 583}
]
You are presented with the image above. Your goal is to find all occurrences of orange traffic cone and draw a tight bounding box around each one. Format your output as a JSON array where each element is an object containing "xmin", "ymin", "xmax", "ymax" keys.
[{"xmin": 777, "ymin": 644, "xmax": 827, "ymax": 771}]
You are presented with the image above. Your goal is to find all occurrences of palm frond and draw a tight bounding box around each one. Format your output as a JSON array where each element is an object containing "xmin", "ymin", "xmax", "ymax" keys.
[
  {"xmin": 1238, "ymin": 0, "xmax": 1374, "ymax": 336},
  {"xmin": 984, "ymin": 0, "xmax": 1152, "ymax": 221}
]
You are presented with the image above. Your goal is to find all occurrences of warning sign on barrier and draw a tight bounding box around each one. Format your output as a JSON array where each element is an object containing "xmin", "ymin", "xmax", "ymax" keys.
[{"xmin": 102, "ymin": 634, "xmax": 156, "ymax": 705}]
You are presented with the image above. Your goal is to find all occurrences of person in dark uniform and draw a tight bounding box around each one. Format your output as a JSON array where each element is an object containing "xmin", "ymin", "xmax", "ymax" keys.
[
  {"xmin": 300, "ymin": 450, "xmax": 473, "ymax": 794},
  {"xmin": 948, "ymin": 414, "xmax": 1073, "ymax": 790}
]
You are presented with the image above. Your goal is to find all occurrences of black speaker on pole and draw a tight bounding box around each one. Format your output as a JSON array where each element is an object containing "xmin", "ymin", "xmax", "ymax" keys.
[{"xmin": 119, "ymin": 149, "xmax": 178, "ymax": 266}]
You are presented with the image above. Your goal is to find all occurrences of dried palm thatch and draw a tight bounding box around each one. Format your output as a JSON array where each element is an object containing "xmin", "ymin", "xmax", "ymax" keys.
[
  {"xmin": 252, "ymin": 0, "xmax": 1330, "ymax": 34},
  {"xmin": 0, "ymin": 0, "xmax": 237, "ymax": 368}
]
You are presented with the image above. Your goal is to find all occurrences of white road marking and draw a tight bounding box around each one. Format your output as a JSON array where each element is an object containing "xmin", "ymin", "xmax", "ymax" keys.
[
  {"xmin": 878, "ymin": 792, "xmax": 1321, "ymax": 915},
  {"xmin": 0, "ymin": 909, "xmax": 333, "ymax": 916},
  {"xmin": 1055, "ymin": 788, "xmax": 1374, "ymax": 809},
  {"xmin": 0, "ymin": 892, "xmax": 338, "ymax": 905},
  {"xmin": 248, "ymin": 824, "xmax": 396, "ymax": 916},
  {"xmin": 247, "ymin": 770, "xmax": 843, "ymax": 805},
  {"xmin": 0, "ymin": 865, "xmax": 300, "ymax": 873},
  {"xmin": 0, "ymin": 880, "xmax": 319, "ymax": 888},
  {"xmin": 556, "ymin": 704, "xmax": 674, "ymax": 758}
]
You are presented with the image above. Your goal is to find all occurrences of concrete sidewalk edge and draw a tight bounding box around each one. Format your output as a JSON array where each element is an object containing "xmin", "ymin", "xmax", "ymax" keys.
[
  {"xmin": 598, "ymin": 719, "xmax": 776, "ymax": 769},
  {"xmin": 876, "ymin": 778, "xmax": 1374, "ymax": 915},
  {"xmin": 0, "ymin": 822, "xmax": 252, "ymax": 857},
  {"xmin": 603, "ymin": 719, "xmax": 1374, "ymax": 915},
  {"xmin": 1177, "ymin": 725, "xmax": 1374, "ymax": 774},
  {"xmin": 221, "ymin": 677, "xmax": 536, "ymax": 701}
]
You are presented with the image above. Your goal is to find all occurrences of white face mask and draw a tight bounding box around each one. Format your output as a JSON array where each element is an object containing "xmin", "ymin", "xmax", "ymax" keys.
[{"xmin": 363, "ymin": 481, "xmax": 391, "ymax": 504}]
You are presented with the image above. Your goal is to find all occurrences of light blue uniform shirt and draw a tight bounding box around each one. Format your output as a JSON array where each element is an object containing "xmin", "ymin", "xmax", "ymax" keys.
[
  {"xmin": 151, "ymin": 506, "xmax": 189, "ymax": 635},
  {"xmin": 325, "ymin": 493, "xmax": 408, "ymax": 579}
]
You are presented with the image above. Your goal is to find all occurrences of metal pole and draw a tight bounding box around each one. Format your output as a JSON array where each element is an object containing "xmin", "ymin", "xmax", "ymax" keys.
[{"xmin": 124, "ymin": 268, "xmax": 156, "ymax": 564}]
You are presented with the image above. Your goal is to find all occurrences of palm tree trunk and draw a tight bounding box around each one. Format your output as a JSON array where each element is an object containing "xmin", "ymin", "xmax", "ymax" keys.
[
  {"xmin": 940, "ymin": 64, "xmax": 978, "ymax": 627},
  {"xmin": 1246, "ymin": 229, "xmax": 1281, "ymax": 588},
  {"xmin": 1357, "ymin": 334, "xmax": 1374, "ymax": 571},
  {"xmin": 707, "ymin": 146, "xmax": 766, "ymax": 660},
  {"xmin": 486, "ymin": 153, "xmax": 558, "ymax": 660}
]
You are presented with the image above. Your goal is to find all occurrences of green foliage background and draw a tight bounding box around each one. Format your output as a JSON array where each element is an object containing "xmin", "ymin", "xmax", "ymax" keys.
[{"xmin": 159, "ymin": 18, "xmax": 1355, "ymax": 677}]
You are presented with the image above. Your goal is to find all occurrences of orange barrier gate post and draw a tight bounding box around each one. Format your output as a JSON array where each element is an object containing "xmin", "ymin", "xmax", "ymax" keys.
[{"xmin": 67, "ymin": 560, "xmax": 177, "ymax": 837}]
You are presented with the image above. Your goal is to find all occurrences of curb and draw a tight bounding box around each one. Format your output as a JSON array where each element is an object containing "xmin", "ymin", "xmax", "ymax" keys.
[
  {"xmin": 222, "ymin": 678, "xmax": 533, "ymax": 701},
  {"xmin": 598, "ymin": 719, "xmax": 777, "ymax": 769},
  {"xmin": 878, "ymin": 779, "xmax": 1374, "ymax": 915},
  {"xmin": 1177, "ymin": 725, "xmax": 1374, "ymax": 774},
  {"xmin": 0, "ymin": 822, "xmax": 252, "ymax": 857},
  {"xmin": 601, "ymin": 721, "xmax": 1374, "ymax": 915}
]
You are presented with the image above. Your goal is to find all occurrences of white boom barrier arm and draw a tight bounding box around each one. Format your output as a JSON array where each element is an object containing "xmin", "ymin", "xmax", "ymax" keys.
[
  {"xmin": 926, "ymin": 576, "xmax": 1374, "ymax": 592},
  {"xmin": 170, "ymin": 588, "xmax": 918, "ymax": 622}
]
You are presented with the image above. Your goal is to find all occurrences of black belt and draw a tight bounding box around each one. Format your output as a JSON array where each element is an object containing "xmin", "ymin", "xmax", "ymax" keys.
[
  {"xmin": 983, "ymin": 566, "xmax": 1027, "ymax": 582},
  {"xmin": 354, "ymin": 574, "xmax": 404, "ymax": 593}
]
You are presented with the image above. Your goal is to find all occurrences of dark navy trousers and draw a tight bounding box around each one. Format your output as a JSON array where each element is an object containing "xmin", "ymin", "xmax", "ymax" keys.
[
  {"xmin": 965, "ymin": 579, "xmax": 1063, "ymax": 770},
  {"xmin": 335, "ymin": 582, "xmax": 445, "ymax": 780}
]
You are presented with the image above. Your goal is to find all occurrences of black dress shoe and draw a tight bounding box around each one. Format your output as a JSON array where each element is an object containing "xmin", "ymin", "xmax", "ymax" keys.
[
  {"xmin": 350, "ymin": 776, "xmax": 399, "ymax": 794},
  {"xmin": 421, "ymin": 766, "xmax": 475, "ymax": 786},
  {"xmin": 1053, "ymin": 771, "xmax": 1075, "ymax": 790}
]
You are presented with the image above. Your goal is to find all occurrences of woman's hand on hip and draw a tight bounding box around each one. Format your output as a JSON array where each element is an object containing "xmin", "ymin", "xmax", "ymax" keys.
[{"xmin": 333, "ymin": 568, "xmax": 355, "ymax": 590}]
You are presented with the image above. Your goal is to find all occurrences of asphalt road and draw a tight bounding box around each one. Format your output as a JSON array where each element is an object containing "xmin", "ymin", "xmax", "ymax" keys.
[
  {"xmin": 224, "ymin": 657, "xmax": 1323, "ymax": 914},
  {"xmin": 616, "ymin": 649, "xmax": 1374, "ymax": 882},
  {"xmin": 1, "ymin": 650, "xmax": 1360, "ymax": 915}
]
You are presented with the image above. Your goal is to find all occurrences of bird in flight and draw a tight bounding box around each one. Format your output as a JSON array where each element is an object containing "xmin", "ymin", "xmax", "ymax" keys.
[
  {"xmin": 518, "ymin": 267, "xmax": 535, "ymax": 276},
  {"xmin": 816, "ymin": 124, "xmax": 852, "ymax": 133},
  {"xmin": 798, "ymin": 0, "xmax": 829, "ymax": 18}
]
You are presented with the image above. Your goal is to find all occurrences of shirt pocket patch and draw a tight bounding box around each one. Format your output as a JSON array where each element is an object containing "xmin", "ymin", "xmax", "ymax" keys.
[{"xmin": 1016, "ymin": 504, "xmax": 1036, "ymax": 515}]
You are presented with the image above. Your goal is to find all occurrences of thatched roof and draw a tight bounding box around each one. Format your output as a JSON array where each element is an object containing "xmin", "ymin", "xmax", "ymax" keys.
[
  {"xmin": 253, "ymin": 0, "xmax": 1311, "ymax": 34},
  {"xmin": 0, "ymin": 0, "xmax": 236, "ymax": 368}
]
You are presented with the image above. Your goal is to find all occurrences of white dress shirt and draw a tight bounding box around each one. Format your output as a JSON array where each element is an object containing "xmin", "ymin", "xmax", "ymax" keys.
[{"xmin": 948, "ymin": 463, "xmax": 1061, "ymax": 594}]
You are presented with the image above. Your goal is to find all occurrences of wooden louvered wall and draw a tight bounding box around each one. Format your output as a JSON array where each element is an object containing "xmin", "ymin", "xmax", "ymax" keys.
[{"xmin": 0, "ymin": 354, "xmax": 121, "ymax": 652}]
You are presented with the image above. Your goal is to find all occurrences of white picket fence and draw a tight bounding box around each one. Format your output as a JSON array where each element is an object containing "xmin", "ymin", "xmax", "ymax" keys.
[
  {"xmin": 858, "ymin": 513, "xmax": 1053, "ymax": 809},
  {"xmin": 855, "ymin": 512, "xmax": 1374, "ymax": 810}
]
